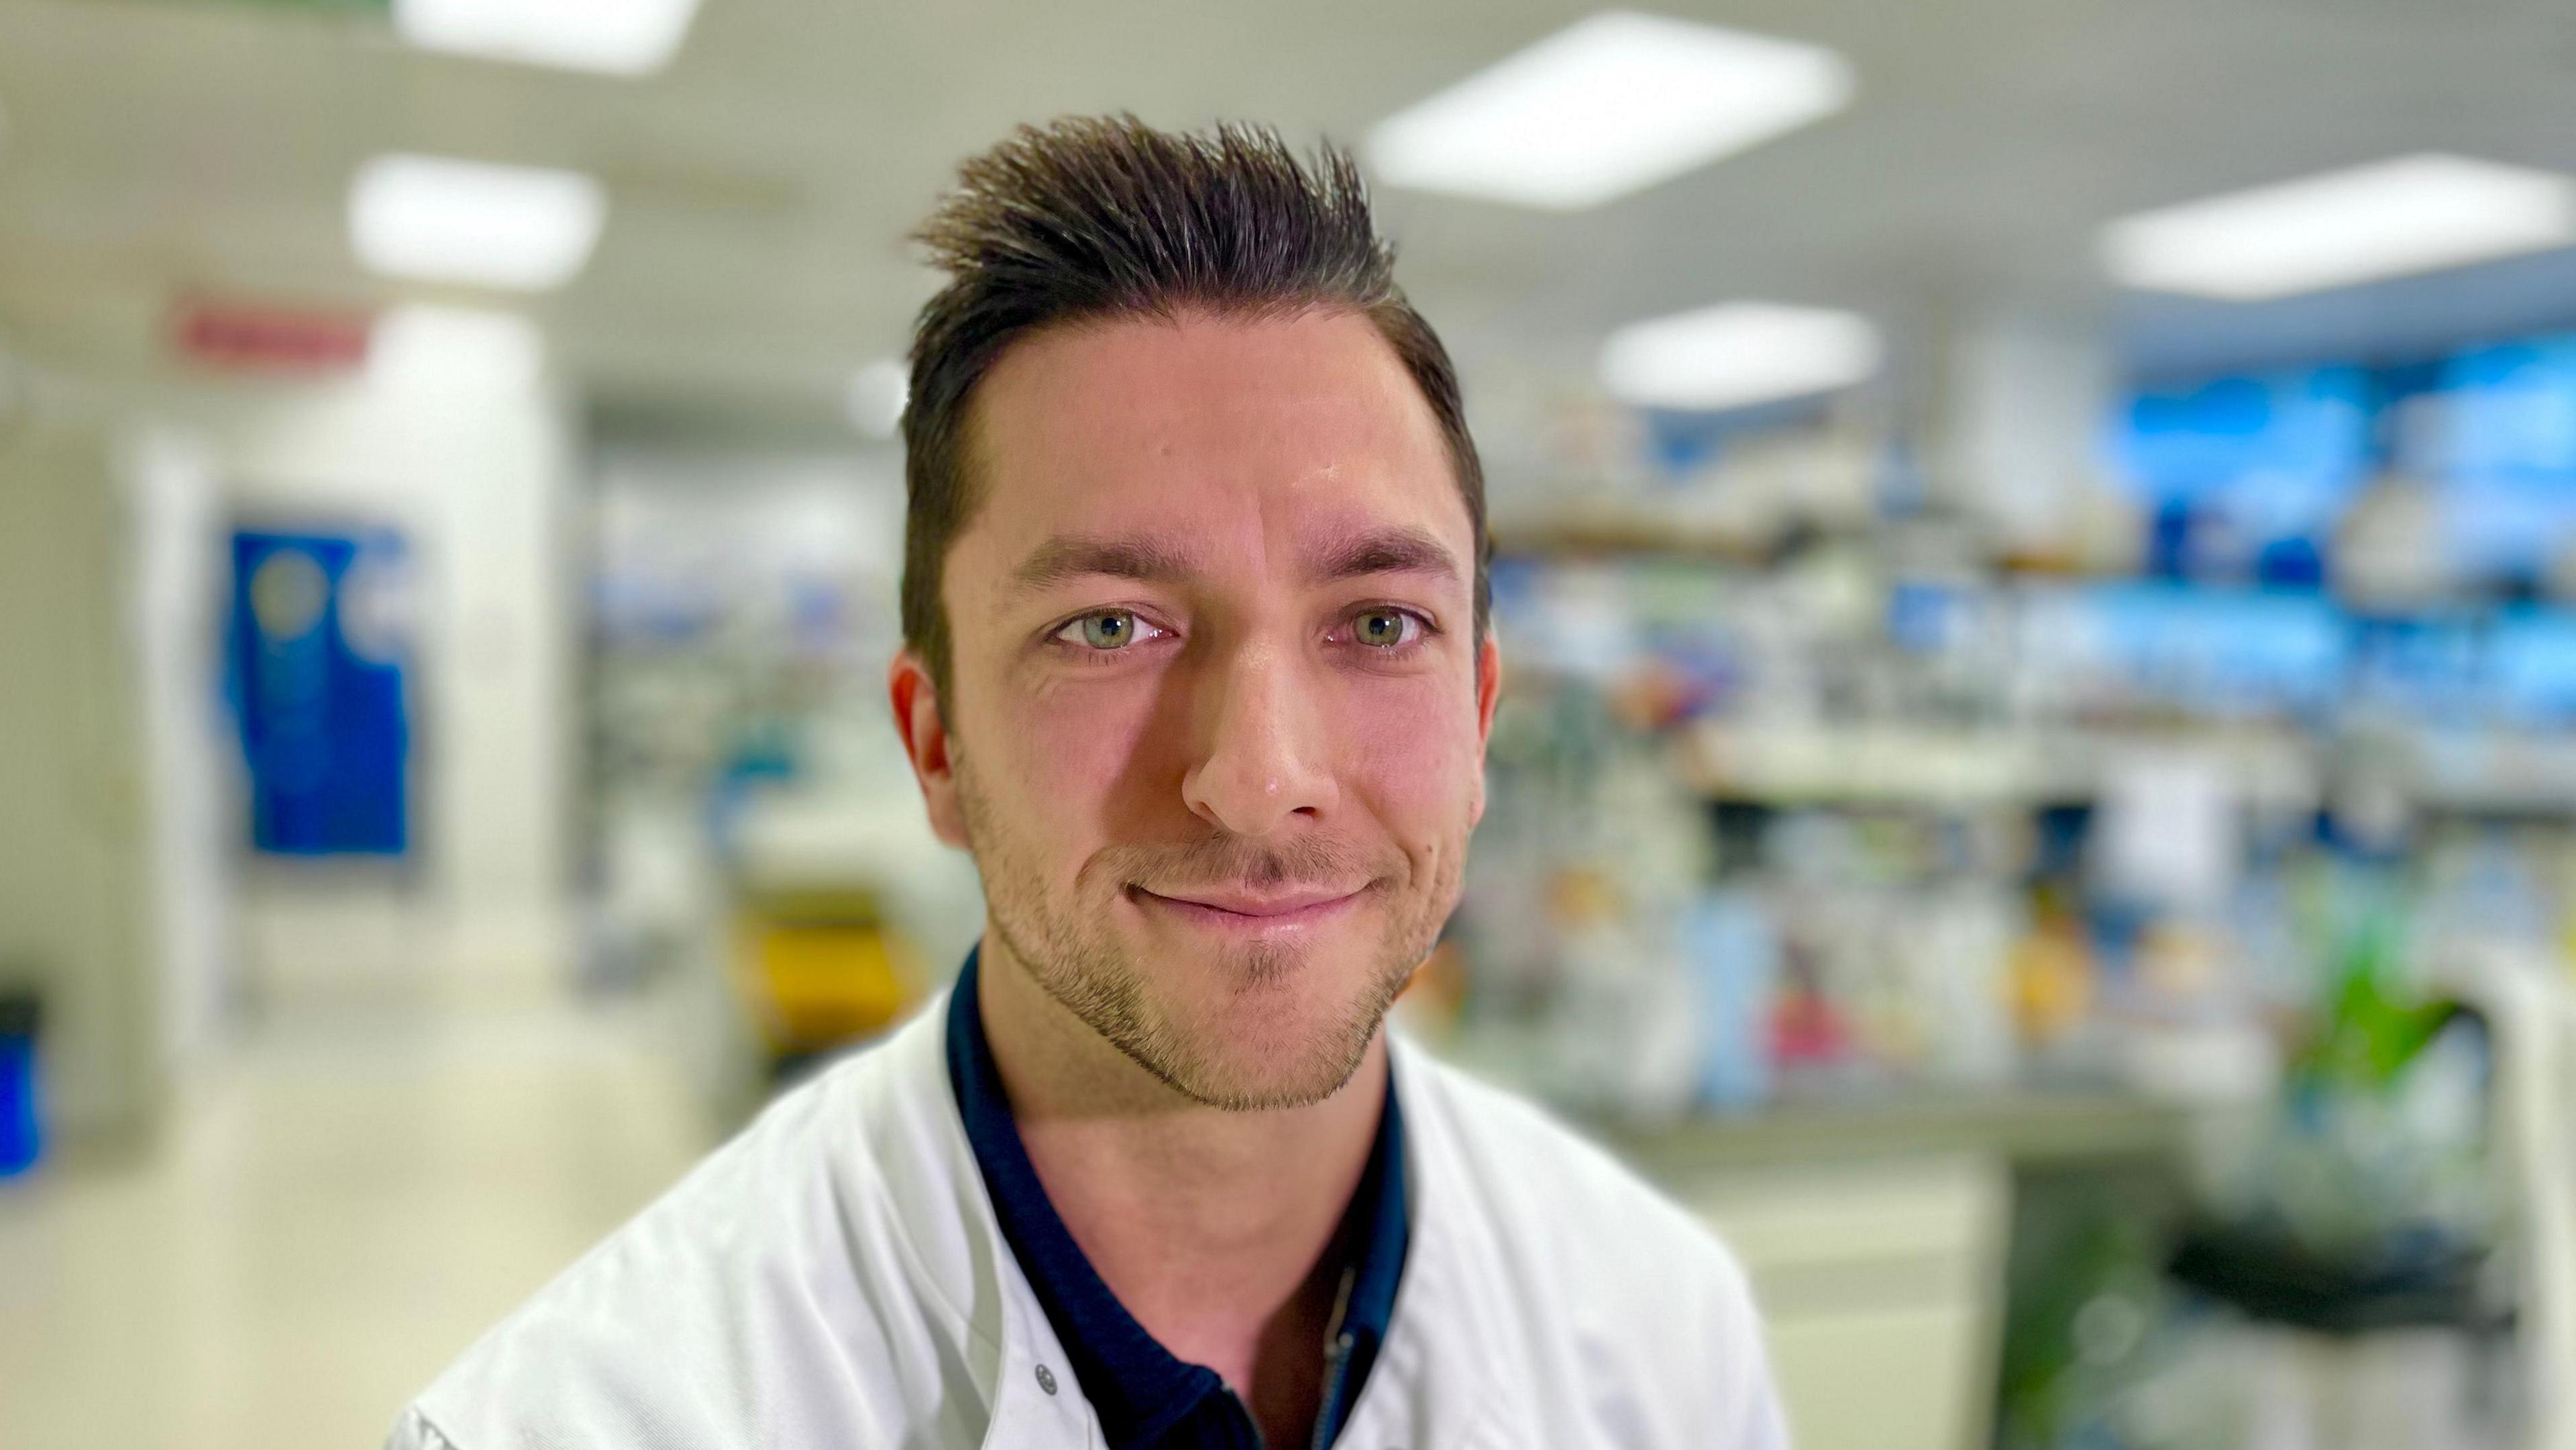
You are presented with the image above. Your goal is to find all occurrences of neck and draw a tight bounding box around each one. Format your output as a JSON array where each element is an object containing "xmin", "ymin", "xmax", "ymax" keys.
[{"xmin": 974, "ymin": 931, "xmax": 1387, "ymax": 1433}]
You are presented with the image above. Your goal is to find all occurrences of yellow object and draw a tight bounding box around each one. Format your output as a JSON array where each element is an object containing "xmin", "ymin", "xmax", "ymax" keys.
[
  {"xmin": 735, "ymin": 889, "xmax": 918, "ymax": 1055},
  {"xmin": 2008, "ymin": 919, "xmax": 2092, "ymax": 1045}
]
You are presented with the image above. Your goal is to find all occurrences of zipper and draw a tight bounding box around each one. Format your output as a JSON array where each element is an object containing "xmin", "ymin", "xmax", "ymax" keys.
[
  {"xmin": 1309, "ymin": 1329, "xmax": 1357, "ymax": 1450},
  {"xmin": 1309, "ymin": 1264, "xmax": 1361, "ymax": 1450}
]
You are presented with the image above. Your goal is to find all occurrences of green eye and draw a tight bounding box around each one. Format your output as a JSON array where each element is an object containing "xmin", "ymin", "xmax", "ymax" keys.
[
  {"xmin": 1355, "ymin": 610, "xmax": 1414, "ymax": 648},
  {"xmin": 1053, "ymin": 609, "xmax": 1171, "ymax": 654},
  {"xmin": 1076, "ymin": 611, "xmax": 1136, "ymax": 649}
]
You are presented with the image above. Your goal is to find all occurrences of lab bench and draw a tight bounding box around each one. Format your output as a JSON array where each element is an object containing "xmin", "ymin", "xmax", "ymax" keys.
[{"xmin": 1600, "ymin": 1090, "xmax": 2199, "ymax": 1450}]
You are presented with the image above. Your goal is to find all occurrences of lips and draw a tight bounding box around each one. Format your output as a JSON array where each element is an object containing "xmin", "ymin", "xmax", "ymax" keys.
[
  {"xmin": 1127, "ymin": 880, "xmax": 1373, "ymax": 929},
  {"xmin": 1141, "ymin": 884, "xmax": 1366, "ymax": 916}
]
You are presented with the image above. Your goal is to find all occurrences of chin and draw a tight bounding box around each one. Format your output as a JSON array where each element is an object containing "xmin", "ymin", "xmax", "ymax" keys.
[
  {"xmin": 1136, "ymin": 949, "xmax": 1391, "ymax": 1111},
  {"xmin": 1157, "ymin": 1034, "xmax": 1375, "ymax": 1112}
]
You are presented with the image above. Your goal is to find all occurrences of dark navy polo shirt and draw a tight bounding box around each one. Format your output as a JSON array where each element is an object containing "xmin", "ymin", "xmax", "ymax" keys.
[{"xmin": 945, "ymin": 948, "xmax": 1409, "ymax": 1449}]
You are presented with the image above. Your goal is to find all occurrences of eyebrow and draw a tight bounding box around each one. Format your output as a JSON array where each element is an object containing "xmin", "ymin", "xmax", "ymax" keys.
[
  {"xmin": 1007, "ymin": 523, "xmax": 1462, "ymax": 596},
  {"xmin": 1010, "ymin": 535, "xmax": 1202, "ymax": 594},
  {"xmin": 1305, "ymin": 525, "xmax": 1462, "ymax": 587}
]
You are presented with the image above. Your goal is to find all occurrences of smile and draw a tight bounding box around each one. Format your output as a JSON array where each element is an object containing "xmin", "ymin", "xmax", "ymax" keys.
[{"xmin": 1127, "ymin": 882, "xmax": 1373, "ymax": 933}]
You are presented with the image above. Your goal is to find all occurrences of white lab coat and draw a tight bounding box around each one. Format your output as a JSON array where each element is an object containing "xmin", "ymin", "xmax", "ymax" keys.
[{"xmin": 388, "ymin": 992, "xmax": 1789, "ymax": 1449}]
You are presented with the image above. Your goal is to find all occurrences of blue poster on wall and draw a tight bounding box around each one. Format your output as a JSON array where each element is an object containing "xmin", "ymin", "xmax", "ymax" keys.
[{"xmin": 226, "ymin": 527, "xmax": 414, "ymax": 857}]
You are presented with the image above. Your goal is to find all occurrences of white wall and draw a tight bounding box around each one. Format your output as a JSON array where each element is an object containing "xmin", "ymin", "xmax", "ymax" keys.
[
  {"xmin": 0, "ymin": 305, "xmax": 577, "ymax": 1147},
  {"xmin": 150, "ymin": 307, "xmax": 580, "ymax": 1000},
  {"xmin": 0, "ymin": 411, "xmax": 160, "ymax": 1143},
  {"xmin": 123, "ymin": 426, "xmax": 235, "ymax": 1075}
]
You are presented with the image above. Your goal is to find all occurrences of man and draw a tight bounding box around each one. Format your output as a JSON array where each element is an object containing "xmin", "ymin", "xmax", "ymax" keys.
[{"xmin": 390, "ymin": 116, "xmax": 1786, "ymax": 1450}]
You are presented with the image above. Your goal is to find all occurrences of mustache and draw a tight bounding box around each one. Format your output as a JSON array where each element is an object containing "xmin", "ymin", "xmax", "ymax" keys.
[{"xmin": 1102, "ymin": 833, "xmax": 1391, "ymax": 894}]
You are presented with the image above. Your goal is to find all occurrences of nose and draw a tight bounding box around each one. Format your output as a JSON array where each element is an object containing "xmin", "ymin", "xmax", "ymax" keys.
[{"xmin": 1181, "ymin": 639, "xmax": 1338, "ymax": 837}]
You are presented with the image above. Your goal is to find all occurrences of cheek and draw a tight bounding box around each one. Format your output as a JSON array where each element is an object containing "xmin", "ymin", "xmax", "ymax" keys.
[
  {"xmin": 1331, "ymin": 673, "xmax": 1485, "ymax": 833},
  {"xmin": 989, "ymin": 674, "xmax": 1173, "ymax": 836}
]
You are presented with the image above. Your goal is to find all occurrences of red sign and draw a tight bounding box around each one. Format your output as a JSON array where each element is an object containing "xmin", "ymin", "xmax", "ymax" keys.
[{"xmin": 174, "ymin": 299, "xmax": 374, "ymax": 373}]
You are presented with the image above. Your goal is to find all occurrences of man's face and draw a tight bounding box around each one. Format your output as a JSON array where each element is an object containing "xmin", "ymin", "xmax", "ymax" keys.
[{"xmin": 894, "ymin": 309, "xmax": 1499, "ymax": 1110}]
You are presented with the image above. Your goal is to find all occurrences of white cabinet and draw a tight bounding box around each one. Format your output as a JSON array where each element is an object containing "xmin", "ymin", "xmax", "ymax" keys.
[{"xmin": 1678, "ymin": 1154, "xmax": 2012, "ymax": 1450}]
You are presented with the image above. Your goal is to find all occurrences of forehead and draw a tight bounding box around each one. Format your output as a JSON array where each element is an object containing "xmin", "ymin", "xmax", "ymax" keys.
[{"xmin": 953, "ymin": 309, "xmax": 1469, "ymax": 578}]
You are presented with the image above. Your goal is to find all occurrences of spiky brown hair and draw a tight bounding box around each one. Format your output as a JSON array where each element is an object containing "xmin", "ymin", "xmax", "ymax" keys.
[{"xmin": 898, "ymin": 114, "xmax": 1487, "ymax": 695}]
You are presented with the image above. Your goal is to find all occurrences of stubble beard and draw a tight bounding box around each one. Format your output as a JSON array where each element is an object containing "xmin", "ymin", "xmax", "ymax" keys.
[{"xmin": 955, "ymin": 758, "xmax": 1460, "ymax": 1111}]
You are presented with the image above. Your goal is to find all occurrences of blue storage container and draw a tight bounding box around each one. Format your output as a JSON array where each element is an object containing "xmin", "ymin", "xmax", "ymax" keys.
[{"xmin": 0, "ymin": 989, "xmax": 41, "ymax": 1178}]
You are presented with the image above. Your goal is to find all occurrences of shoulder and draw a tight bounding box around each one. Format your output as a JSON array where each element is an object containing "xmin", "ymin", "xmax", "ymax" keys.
[
  {"xmin": 1397, "ymin": 1047, "xmax": 1786, "ymax": 1447},
  {"xmin": 399, "ymin": 1006, "xmax": 990, "ymax": 1449}
]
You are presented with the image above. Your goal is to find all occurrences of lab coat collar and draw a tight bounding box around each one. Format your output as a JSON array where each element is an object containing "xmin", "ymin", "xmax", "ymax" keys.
[
  {"xmin": 944, "ymin": 949, "xmax": 1234, "ymax": 1444},
  {"xmin": 944, "ymin": 945, "xmax": 1413, "ymax": 1447},
  {"xmin": 865, "ymin": 989, "xmax": 1519, "ymax": 1449},
  {"xmin": 1342, "ymin": 1047, "xmax": 1526, "ymax": 1449},
  {"xmin": 848, "ymin": 998, "xmax": 1096, "ymax": 1447}
]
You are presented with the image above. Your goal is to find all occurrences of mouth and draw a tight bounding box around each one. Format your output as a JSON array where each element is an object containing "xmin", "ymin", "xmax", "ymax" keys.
[{"xmin": 1126, "ymin": 881, "xmax": 1374, "ymax": 934}]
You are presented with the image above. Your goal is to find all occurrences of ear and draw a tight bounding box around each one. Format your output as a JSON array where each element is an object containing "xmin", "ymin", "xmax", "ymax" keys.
[
  {"xmin": 1474, "ymin": 633, "xmax": 1503, "ymax": 744},
  {"xmin": 888, "ymin": 649, "xmax": 970, "ymax": 849},
  {"xmin": 1468, "ymin": 633, "xmax": 1503, "ymax": 827}
]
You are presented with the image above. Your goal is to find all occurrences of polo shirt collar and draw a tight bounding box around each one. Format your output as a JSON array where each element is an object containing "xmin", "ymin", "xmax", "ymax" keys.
[{"xmin": 945, "ymin": 946, "xmax": 1408, "ymax": 1448}]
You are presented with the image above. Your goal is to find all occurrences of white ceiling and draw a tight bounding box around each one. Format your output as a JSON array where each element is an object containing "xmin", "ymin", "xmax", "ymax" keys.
[{"xmin": 7, "ymin": 0, "xmax": 2576, "ymax": 435}]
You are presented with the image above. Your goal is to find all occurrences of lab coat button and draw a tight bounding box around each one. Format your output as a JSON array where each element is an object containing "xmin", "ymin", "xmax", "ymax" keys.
[{"xmin": 1035, "ymin": 1364, "xmax": 1059, "ymax": 1396}]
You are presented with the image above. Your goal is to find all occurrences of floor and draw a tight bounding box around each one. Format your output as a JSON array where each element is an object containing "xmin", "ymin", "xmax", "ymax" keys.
[{"xmin": 0, "ymin": 992, "xmax": 713, "ymax": 1449}]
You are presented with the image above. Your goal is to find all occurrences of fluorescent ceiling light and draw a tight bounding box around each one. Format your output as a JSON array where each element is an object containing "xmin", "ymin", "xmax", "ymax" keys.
[
  {"xmin": 349, "ymin": 153, "xmax": 606, "ymax": 291},
  {"xmin": 1599, "ymin": 302, "xmax": 1881, "ymax": 412},
  {"xmin": 1366, "ymin": 11, "xmax": 1852, "ymax": 211},
  {"xmin": 394, "ymin": 0, "xmax": 703, "ymax": 76},
  {"xmin": 2102, "ymin": 153, "xmax": 2576, "ymax": 301},
  {"xmin": 845, "ymin": 358, "xmax": 908, "ymax": 439}
]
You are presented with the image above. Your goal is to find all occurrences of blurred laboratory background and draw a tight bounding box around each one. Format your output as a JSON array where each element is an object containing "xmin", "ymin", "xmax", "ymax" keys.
[{"xmin": 5, "ymin": 1, "xmax": 2576, "ymax": 1447}]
